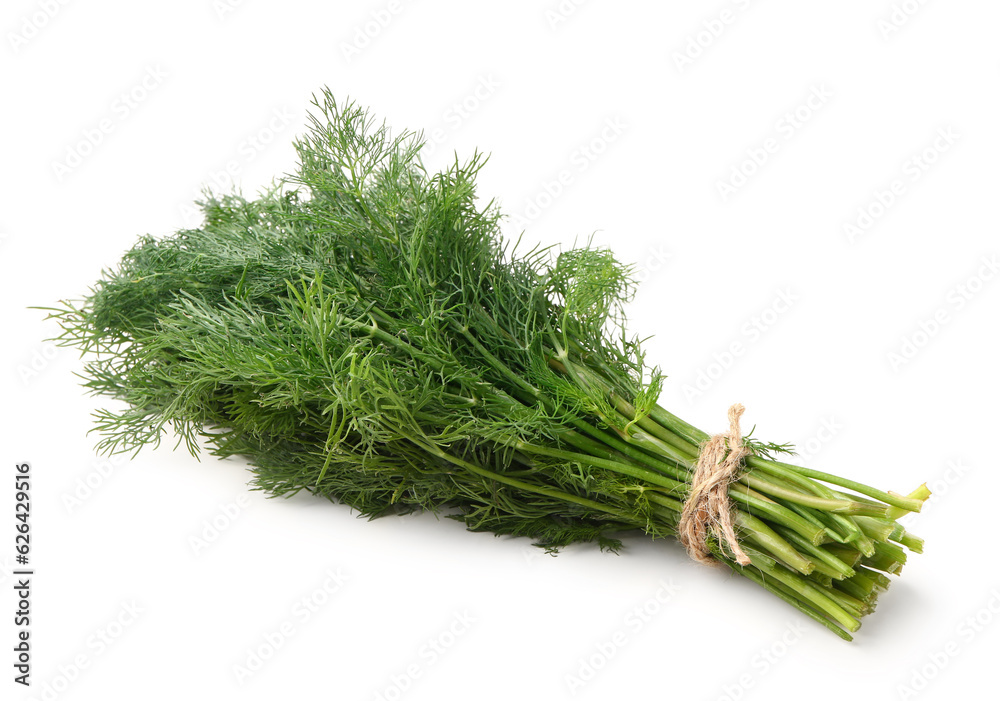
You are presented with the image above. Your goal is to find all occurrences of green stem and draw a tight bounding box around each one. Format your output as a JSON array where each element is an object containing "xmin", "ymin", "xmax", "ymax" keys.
[
  {"xmin": 748, "ymin": 456, "xmax": 926, "ymax": 514},
  {"xmin": 514, "ymin": 441, "xmax": 687, "ymax": 495}
]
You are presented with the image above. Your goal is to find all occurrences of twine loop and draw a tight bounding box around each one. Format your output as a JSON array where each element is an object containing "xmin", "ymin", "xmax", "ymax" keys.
[{"xmin": 678, "ymin": 403, "xmax": 751, "ymax": 566}]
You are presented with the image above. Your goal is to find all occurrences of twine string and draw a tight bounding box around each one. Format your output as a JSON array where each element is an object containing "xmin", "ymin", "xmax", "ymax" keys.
[{"xmin": 677, "ymin": 403, "xmax": 752, "ymax": 566}]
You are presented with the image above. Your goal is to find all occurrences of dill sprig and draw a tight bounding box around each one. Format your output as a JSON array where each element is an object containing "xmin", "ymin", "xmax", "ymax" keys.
[{"xmin": 44, "ymin": 90, "xmax": 928, "ymax": 640}]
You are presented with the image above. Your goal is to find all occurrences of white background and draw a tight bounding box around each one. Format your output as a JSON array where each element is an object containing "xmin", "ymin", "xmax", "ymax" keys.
[{"xmin": 2, "ymin": 1, "xmax": 998, "ymax": 699}]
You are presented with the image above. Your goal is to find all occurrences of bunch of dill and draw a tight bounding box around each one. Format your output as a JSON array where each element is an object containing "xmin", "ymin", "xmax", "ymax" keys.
[{"xmin": 46, "ymin": 91, "xmax": 927, "ymax": 639}]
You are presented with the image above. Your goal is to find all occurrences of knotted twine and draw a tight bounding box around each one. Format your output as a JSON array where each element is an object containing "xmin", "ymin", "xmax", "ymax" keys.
[{"xmin": 677, "ymin": 403, "xmax": 752, "ymax": 566}]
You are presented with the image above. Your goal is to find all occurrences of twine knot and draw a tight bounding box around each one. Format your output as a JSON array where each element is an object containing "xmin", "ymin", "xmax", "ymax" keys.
[{"xmin": 678, "ymin": 403, "xmax": 751, "ymax": 566}]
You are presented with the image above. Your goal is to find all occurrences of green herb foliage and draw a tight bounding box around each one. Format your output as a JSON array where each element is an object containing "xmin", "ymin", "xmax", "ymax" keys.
[{"xmin": 45, "ymin": 91, "xmax": 928, "ymax": 640}]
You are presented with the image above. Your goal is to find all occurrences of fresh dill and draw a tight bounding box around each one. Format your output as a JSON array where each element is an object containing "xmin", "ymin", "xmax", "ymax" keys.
[{"xmin": 43, "ymin": 90, "xmax": 928, "ymax": 640}]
